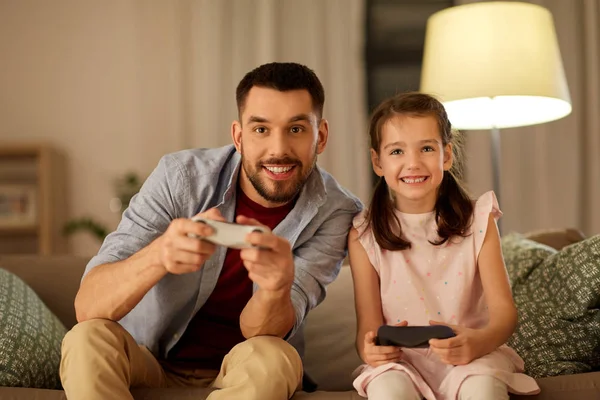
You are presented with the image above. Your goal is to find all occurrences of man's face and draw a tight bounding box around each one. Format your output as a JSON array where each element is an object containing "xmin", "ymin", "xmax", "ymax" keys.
[{"xmin": 232, "ymin": 87, "xmax": 328, "ymax": 207}]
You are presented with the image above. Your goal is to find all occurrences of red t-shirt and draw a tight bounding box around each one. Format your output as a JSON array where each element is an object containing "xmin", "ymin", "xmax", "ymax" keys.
[{"xmin": 167, "ymin": 189, "xmax": 294, "ymax": 369}]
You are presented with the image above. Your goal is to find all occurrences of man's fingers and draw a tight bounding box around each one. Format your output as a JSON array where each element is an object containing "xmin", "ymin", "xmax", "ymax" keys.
[
  {"xmin": 197, "ymin": 208, "xmax": 226, "ymax": 222},
  {"xmin": 394, "ymin": 320, "xmax": 408, "ymax": 327},
  {"xmin": 236, "ymin": 215, "xmax": 264, "ymax": 227},
  {"xmin": 178, "ymin": 218, "xmax": 214, "ymax": 238},
  {"xmin": 168, "ymin": 263, "xmax": 203, "ymax": 275},
  {"xmin": 173, "ymin": 250, "xmax": 207, "ymax": 266},
  {"xmin": 178, "ymin": 236, "xmax": 217, "ymax": 254},
  {"xmin": 244, "ymin": 231, "xmax": 286, "ymax": 252}
]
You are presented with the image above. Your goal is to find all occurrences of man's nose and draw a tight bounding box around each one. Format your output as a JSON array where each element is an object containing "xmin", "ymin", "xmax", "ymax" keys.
[{"xmin": 268, "ymin": 131, "xmax": 291, "ymax": 157}]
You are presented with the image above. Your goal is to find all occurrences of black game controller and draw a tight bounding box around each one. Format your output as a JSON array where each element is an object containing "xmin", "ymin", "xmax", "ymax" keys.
[{"xmin": 376, "ymin": 325, "xmax": 456, "ymax": 348}]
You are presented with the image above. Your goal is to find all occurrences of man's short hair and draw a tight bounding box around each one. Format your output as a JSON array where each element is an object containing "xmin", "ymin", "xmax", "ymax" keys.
[{"xmin": 236, "ymin": 62, "xmax": 325, "ymax": 119}]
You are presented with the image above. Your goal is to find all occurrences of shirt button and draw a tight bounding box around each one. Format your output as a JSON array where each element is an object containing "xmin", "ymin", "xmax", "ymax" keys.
[{"xmin": 173, "ymin": 333, "xmax": 179, "ymax": 340}]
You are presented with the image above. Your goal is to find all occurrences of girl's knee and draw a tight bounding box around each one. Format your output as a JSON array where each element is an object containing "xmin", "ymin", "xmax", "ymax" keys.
[
  {"xmin": 366, "ymin": 370, "xmax": 421, "ymax": 400},
  {"xmin": 459, "ymin": 375, "xmax": 509, "ymax": 400}
]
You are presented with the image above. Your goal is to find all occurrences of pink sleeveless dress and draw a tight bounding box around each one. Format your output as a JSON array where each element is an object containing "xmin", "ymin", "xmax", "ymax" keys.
[{"xmin": 352, "ymin": 191, "xmax": 540, "ymax": 399}]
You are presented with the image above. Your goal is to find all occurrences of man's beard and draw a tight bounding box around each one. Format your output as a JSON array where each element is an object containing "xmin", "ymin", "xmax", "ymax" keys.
[{"xmin": 241, "ymin": 147, "xmax": 318, "ymax": 205}]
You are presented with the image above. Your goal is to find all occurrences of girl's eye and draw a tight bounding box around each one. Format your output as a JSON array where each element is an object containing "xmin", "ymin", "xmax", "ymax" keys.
[
  {"xmin": 391, "ymin": 149, "xmax": 403, "ymax": 155},
  {"xmin": 422, "ymin": 146, "xmax": 434, "ymax": 152},
  {"xmin": 254, "ymin": 127, "xmax": 267, "ymax": 134}
]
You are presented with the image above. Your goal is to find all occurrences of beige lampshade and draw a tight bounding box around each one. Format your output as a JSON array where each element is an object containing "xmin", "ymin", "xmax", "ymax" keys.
[{"xmin": 420, "ymin": 1, "xmax": 571, "ymax": 130}]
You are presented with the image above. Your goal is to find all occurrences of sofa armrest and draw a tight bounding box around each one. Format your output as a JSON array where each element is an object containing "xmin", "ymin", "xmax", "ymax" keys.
[
  {"xmin": 523, "ymin": 228, "xmax": 586, "ymax": 250},
  {"xmin": 0, "ymin": 255, "xmax": 88, "ymax": 329}
]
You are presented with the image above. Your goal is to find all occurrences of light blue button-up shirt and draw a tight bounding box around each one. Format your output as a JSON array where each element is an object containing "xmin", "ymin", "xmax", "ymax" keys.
[{"xmin": 85, "ymin": 145, "xmax": 362, "ymax": 358}]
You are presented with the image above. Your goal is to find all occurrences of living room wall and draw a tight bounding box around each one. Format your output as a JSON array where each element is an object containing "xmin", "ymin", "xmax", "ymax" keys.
[
  {"xmin": 0, "ymin": 0, "xmax": 370, "ymax": 256},
  {"xmin": 0, "ymin": 1, "xmax": 190, "ymax": 255}
]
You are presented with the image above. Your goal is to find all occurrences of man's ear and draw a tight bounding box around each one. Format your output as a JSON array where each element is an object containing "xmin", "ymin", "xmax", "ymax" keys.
[
  {"xmin": 316, "ymin": 119, "xmax": 329, "ymax": 154},
  {"xmin": 443, "ymin": 143, "xmax": 453, "ymax": 171},
  {"xmin": 231, "ymin": 120, "xmax": 242, "ymax": 152},
  {"xmin": 371, "ymin": 148, "xmax": 384, "ymax": 177}
]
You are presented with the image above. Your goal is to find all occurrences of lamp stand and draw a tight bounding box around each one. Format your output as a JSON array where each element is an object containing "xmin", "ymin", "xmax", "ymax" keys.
[{"xmin": 490, "ymin": 126, "xmax": 502, "ymax": 234}]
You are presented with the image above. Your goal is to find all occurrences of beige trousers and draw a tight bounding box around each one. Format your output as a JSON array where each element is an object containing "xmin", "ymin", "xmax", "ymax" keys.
[{"xmin": 60, "ymin": 319, "xmax": 303, "ymax": 400}]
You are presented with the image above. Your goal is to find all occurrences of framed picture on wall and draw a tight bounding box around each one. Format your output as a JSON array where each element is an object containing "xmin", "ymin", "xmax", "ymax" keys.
[{"xmin": 0, "ymin": 184, "xmax": 37, "ymax": 228}]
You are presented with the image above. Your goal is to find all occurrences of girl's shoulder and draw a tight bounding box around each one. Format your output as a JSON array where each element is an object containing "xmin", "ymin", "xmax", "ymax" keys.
[
  {"xmin": 473, "ymin": 191, "xmax": 502, "ymax": 222},
  {"xmin": 471, "ymin": 190, "xmax": 502, "ymax": 254},
  {"xmin": 352, "ymin": 209, "xmax": 370, "ymax": 233}
]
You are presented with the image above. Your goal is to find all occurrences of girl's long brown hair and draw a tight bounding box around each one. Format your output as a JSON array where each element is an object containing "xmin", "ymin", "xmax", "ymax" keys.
[{"xmin": 365, "ymin": 92, "xmax": 474, "ymax": 251}]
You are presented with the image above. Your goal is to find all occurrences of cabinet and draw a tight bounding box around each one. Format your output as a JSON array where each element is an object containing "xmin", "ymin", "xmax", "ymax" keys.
[{"xmin": 0, "ymin": 143, "xmax": 67, "ymax": 255}]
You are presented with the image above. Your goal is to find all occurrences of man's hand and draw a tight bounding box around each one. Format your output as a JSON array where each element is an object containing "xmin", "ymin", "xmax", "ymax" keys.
[
  {"xmin": 428, "ymin": 320, "xmax": 489, "ymax": 365},
  {"xmin": 156, "ymin": 208, "xmax": 225, "ymax": 274},
  {"xmin": 362, "ymin": 320, "xmax": 407, "ymax": 367},
  {"xmin": 237, "ymin": 215, "xmax": 294, "ymax": 292}
]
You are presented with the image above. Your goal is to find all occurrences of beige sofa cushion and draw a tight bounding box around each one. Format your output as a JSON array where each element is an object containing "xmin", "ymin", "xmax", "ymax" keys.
[{"xmin": 303, "ymin": 266, "xmax": 361, "ymax": 392}]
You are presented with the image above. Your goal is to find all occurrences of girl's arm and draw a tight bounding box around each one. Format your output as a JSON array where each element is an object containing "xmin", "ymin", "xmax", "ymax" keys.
[
  {"xmin": 348, "ymin": 227, "xmax": 403, "ymax": 366},
  {"xmin": 429, "ymin": 213, "xmax": 517, "ymax": 365},
  {"xmin": 477, "ymin": 213, "xmax": 518, "ymax": 349}
]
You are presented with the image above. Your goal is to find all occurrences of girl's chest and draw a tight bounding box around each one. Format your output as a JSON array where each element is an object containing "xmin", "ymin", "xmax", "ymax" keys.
[{"xmin": 379, "ymin": 235, "xmax": 476, "ymax": 284}]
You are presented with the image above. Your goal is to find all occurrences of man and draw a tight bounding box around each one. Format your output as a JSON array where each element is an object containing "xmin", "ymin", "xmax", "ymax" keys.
[{"xmin": 60, "ymin": 62, "xmax": 362, "ymax": 400}]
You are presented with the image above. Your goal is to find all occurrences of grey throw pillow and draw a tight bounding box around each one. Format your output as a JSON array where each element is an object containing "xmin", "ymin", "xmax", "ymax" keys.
[{"xmin": 0, "ymin": 268, "xmax": 67, "ymax": 389}]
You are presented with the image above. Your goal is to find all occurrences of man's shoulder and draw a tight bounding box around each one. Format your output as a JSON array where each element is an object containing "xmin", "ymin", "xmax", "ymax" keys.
[
  {"xmin": 316, "ymin": 167, "xmax": 363, "ymax": 213},
  {"xmin": 162, "ymin": 145, "xmax": 238, "ymax": 177}
]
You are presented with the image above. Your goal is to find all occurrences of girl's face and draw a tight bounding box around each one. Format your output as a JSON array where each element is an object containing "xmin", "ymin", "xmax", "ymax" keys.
[{"xmin": 371, "ymin": 115, "xmax": 453, "ymax": 214}]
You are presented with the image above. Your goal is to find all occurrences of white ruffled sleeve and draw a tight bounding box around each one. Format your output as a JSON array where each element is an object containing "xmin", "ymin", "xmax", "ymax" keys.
[
  {"xmin": 473, "ymin": 191, "xmax": 502, "ymax": 257},
  {"xmin": 352, "ymin": 210, "xmax": 382, "ymax": 275}
]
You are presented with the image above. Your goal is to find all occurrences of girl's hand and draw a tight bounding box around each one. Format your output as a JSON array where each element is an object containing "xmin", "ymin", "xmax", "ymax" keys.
[
  {"xmin": 428, "ymin": 321, "xmax": 488, "ymax": 365},
  {"xmin": 362, "ymin": 321, "xmax": 407, "ymax": 367}
]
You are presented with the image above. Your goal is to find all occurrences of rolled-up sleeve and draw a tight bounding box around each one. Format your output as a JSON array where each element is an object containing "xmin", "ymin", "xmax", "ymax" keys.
[
  {"xmin": 287, "ymin": 206, "xmax": 359, "ymax": 339},
  {"xmin": 84, "ymin": 154, "xmax": 186, "ymax": 277}
]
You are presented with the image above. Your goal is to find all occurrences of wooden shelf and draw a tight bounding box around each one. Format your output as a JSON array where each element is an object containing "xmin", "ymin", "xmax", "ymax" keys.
[
  {"xmin": 0, "ymin": 143, "xmax": 67, "ymax": 255},
  {"xmin": 0, "ymin": 225, "xmax": 38, "ymax": 235}
]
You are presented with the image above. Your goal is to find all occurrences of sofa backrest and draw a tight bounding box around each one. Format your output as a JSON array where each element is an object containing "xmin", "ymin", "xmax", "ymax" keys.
[
  {"xmin": 0, "ymin": 255, "xmax": 87, "ymax": 329},
  {"xmin": 303, "ymin": 265, "xmax": 361, "ymax": 391}
]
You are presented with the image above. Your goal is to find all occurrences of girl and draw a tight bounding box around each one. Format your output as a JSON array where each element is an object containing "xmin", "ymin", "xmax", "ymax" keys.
[{"xmin": 348, "ymin": 93, "xmax": 540, "ymax": 400}]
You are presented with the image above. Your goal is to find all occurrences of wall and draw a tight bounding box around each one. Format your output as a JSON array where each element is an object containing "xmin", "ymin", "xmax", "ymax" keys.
[
  {"xmin": 0, "ymin": 1, "xmax": 188, "ymax": 255},
  {"xmin": 0, "ymin": 0, "xmax": 370, "ymax": 256}
]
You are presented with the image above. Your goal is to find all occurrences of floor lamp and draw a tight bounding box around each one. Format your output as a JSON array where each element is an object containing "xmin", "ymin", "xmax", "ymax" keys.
[{"xmin": 420, "ymin": 1, "xmax": 572, "ymax": 233}]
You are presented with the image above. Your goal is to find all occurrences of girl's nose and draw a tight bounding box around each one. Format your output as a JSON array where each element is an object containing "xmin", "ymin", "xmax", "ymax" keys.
[{"xmin": 406, "ymin": 152, "xmax": 420, "ymax": 169}]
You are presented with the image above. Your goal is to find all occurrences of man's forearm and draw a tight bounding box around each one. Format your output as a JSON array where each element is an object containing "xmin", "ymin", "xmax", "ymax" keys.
[
  {"xmin": 74, "ymin": 239, "xmax": 167, "ymax": 322},
  {"xmin": 240, "ymin": 288, "xmax": 296, "ymax": 339}
]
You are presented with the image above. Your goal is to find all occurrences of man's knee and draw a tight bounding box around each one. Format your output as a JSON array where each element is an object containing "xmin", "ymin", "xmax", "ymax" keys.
[
  {"xmin": 62, "ymin": 319, "xmax": 128, "ymax": 353},
  {"xmin": 230, "ymin": 336, "xmax": 302, "ymax": 374}
]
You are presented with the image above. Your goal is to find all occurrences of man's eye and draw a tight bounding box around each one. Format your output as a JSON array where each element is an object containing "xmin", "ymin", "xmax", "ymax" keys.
[
  {"xmin": 254, "ymin": 127, "xmax": 267, "ymax": 134},
  {"xmin": 290, "ymin": 126, "xmax": 304, "ymax": 133}
]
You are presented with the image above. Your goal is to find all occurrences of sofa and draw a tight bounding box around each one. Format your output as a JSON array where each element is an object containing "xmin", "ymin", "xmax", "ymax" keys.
[{"xmin": 1, "ymin": 229, "xmax": 599, "ymax": 399}]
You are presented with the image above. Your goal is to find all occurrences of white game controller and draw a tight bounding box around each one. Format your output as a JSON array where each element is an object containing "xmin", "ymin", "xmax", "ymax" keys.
[{"xmin": 189, "ymin": 217, "xmax": 270, "ymax": 249}]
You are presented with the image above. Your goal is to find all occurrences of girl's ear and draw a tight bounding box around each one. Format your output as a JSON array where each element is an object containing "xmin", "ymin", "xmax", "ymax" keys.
[
  {"xmin": 443, "ymin": 143, "xmax": 453, "ymax": 171},
  {"xmin": 371, "ymin": 148, "xmax": 384, "ymax": 177}
]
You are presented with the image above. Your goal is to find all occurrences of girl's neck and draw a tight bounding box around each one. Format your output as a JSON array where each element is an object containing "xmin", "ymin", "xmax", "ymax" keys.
[{"xmin": 394, "ymin": 197, "xmax": 436, "ymax": 215}]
